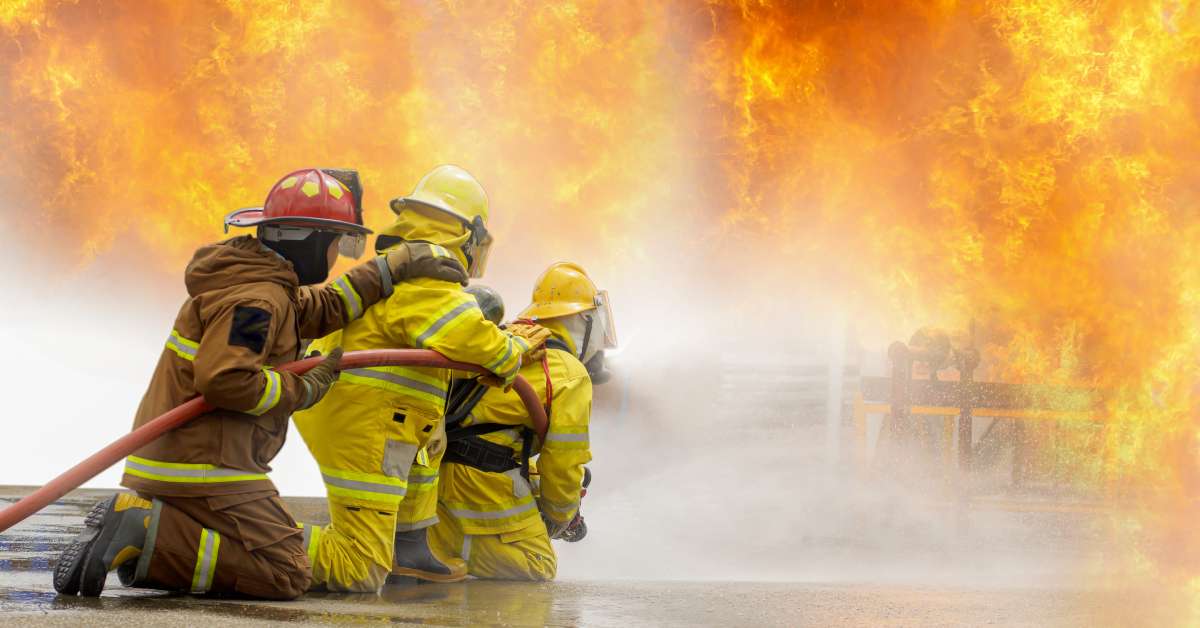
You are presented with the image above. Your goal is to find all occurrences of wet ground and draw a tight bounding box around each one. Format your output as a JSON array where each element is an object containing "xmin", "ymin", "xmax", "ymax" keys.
[{"xmin": 0, "ymin": 487, "xmax": 1188, "ymax": 627}]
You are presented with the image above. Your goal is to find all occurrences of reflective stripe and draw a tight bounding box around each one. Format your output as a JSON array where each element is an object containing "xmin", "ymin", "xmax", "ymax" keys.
[
  {"xmin": 545, "ymin": 432, "xmax": 588, "ymax": 443},
  {"xmin": 300, "ymin": 523, "xmax": 322, "ymax": 564},
  {"xmin": 415, "ymin": 300, "xmax": 475, "ymax": 348},
  {"xmin": 166, "ymin": 330, "xmax": 198, "ymax": 361},
  {"xmin": 461, "ymin": 535, "xmax": 473, "ymax": 562},
  {"xmin": 246, "ymin": 368, "xmax": 282, "ymax": 416},
  {"xmin": 445, "ymin": 501, "xmax": 537, "ymax": 521},
  {"xmin": 332, "ymin": 275, "xmax": 364, "ymax": 320},
  {"xmin": 483, "ymin": 336, "xmax": 516, "ymax": 372},
  {"xmin": 374, "ymin": 256, "xmax": 394, "ymax": 298},
  {"xmin": 394, "ymin": 516, "xmax": 439, "ymax": 532},
  {"xmin": 541, "ymin": 499, "xmax": 580, "ymax": 514},
  {"xmin": 407, "ymin": 467, "xmax": 438, "ymax": 492},
  {"xmin": 321, "ymin": 466, "xmax": 407, "ymax": 504},
  {"xmin": 124, "ymin": 456, "xmax": 269, "ymax": 483},
  {"xmin": 190, "ymin": 528, "xmax": 220, "ymax": 594},
  {"xmin": 341, "ymin": 368, "xmax": 446, "ymax": 406},
  {"xmin": 430, "ymin": 244, "xmax": 451, "ymax": 259}
]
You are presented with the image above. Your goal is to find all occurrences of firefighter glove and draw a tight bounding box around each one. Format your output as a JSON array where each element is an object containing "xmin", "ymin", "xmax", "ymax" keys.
[
  {"xmin": 298, "ymin": 347, "xmax": 343, "ymax": 410},
  {"xmin": 507, "ymin": 323, "xmax": 553, "ymax": 361},
  {"xmin": 385, "ymin": 242, "xmax": 468, "ymax": 285},
  {"xmin": 541, "ymin": 512, "xmax": 571, "ymax": 540}
]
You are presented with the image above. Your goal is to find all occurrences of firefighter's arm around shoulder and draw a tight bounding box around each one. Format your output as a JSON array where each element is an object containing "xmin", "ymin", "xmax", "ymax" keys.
[
  {"xmin": 295, "ymin": 244, "xmax": 469, "ymax": 339},
  {"xmin": 537, "ymin": 367, "xmax": 593, "ymax": 528},
  {"xmin": 192, "ymin": 297, "xmax": 307, "ymax": 417},
  {"xmin": 294, "ymin": 255, "xmax": 391, "ymax": 339},
  {"xmin": 385, "ymin": 283, "xmax": 529, "ymax": 384}
]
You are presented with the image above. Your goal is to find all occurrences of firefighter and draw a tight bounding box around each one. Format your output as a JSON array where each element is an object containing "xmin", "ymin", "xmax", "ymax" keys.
[
  {"xmin": 52, "ymin": 168, "xmax": 468, "ymax": 599},
  {"xmin": 429, "ymin": 262, "xmax": 615, "ymax": 581},
  {"xmin": 293, "ymin": 165, "xmax": 549, "ymax": 593}
]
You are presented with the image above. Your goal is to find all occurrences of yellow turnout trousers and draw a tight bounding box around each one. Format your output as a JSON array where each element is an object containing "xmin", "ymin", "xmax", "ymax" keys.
[
  {"xmin": 428, "ymin": 502, "xmax": 556, "ymax": 581},
  {"xmin": 295, "ymin": 391, "xmax": 441, "ymax": 592}
]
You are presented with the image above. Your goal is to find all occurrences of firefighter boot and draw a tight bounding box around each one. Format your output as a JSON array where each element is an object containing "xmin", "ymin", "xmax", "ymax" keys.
[
  {"xmin": 390, "ymin": 528, "xmax": 468, "ymax": 583},
  {"xmin": 53, "ymin": 494, "xmax": 151, "ymax": 596}
]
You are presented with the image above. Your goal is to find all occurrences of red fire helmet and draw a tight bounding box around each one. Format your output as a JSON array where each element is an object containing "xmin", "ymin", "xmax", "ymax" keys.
[{"xmin": 225, "ymin": 169, "xmax": 372, "ymax": 235}]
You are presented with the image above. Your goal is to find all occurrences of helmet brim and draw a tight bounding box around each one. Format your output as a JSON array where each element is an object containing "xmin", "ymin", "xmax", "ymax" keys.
[
  {"xmin": 518, "ymin": 301, "xmax": 596, "ymax": 321},
  {"xmin": 225, "ymin": 207, "xmax": 372, "ymax": 235}
]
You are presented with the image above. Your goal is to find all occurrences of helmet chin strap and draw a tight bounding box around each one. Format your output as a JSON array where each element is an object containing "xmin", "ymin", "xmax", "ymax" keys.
[{"xmin": 578, "ymin": 313, "xmax": 594, "ymax": 362}]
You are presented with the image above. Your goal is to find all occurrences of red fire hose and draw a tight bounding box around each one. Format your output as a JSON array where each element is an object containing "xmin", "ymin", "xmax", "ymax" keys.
[{"xmin": 0, "ymin": 349, "xmax": 547, "ymax": 533}]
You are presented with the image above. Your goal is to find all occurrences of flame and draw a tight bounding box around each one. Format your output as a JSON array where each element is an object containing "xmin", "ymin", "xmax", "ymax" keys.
[{"xmin": 4, "ymin": 0, "xmax": 1200, "ymax": 590}]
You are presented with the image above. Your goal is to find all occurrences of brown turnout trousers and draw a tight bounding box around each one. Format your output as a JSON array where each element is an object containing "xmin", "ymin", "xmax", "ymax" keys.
[{"xmin": 134, "ymin": 491, "xmax": 309, "ymax": 599}]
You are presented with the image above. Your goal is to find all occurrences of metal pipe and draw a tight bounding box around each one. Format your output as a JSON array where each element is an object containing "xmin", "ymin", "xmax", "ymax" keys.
[{"xmin": 0, "ymin": 349, "xmax": 547, "ymax": 533}]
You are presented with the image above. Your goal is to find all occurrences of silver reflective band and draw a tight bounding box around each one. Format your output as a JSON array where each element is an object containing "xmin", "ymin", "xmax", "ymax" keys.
[
  {"xmin": 484, "ymin": 336, "xmax": 517, "ymax": 372},
  {"xmin": 167, "ymin": 335, "xmax": 197, "ymax": 359},
  {"xmin": 406, "ymin": 473, "xmax": 438, "ymax": 485},
  {"xmin": 375, "ymin": 256, "xmax": 394, "ymax": 298},
  {"xmin": 446, "ymin": 501, "xmax": 537, "ymax": 520},
  {"xmin": 461, "ymin": 535, "xmax": 473, "ymax": 562},
  {"xmin": 334, "ymin": 276, "xmax": 363, "ymax": 320},
  {"xmin": 542, "ymin": 500, "xmax": 580, "ymax": 513},
  {"xmin": 191, "ymin": 528, "xmax": 219, "ymax": 594},
  {"xmin": 322, "ymin": 473, "xmax": 407, "ymax": 497},
  {"xmin": 394, "ymin": 516, "xmax": 439, "ymax": 532},
  {"xmin": 125, "ymin": 459, "xmax": 260, "ymax": 480},
  {"xmin": 545, "ymin": 433, "xmax": 589, "ymax": 442},
  {"xmin": 343, "ymin": 368, "xmax": 445, "ymax": 399},
  {"xmin": 415, "ymin": 301, "xmax": 475, "ymax": 348}
]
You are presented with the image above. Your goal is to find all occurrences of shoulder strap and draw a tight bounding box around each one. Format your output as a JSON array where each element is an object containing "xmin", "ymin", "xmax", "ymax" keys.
[{"xmin": 544, "ymin": 337, "xmax": 571, "ymax": 353}]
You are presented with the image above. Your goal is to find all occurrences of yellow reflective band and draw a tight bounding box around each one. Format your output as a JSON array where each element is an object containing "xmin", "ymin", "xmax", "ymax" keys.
[
  {"xmin": 408, "ymin": 464, "xmax": 437, "ymax": 492},
  {"xmin": 124, "ymin": 456, "xmax": 269, "ymax": 484},
  {"xmin": 190, "ymin": 528, "xmax": 220, "ymax": 594},
  {"xmin": 340, "ymin": 368, "xmax": 447, "ymax": 407},
  {"xmin": 247, "ymin": 368, "xmax": 282, "ymax": 416},
  {"xmin": 165, "ymin": 330, "xmax": 199, "ymax": 361},
  {"xmin": 320, "ymin": 465, "xmax": 408, "ymax": 505},
  {"xmin": 332, "ymin": 275, "xmax": 364, "ymax": 320},
  {"xmin": 414, "ymin": 298, "xmax": 476, "ymax": 349},
  {"xmin": 300, "ymin": 523, "xmax": 322, "ymax": 564}
]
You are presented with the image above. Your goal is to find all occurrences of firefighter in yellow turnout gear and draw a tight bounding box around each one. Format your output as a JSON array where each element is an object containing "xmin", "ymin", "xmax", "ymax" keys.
[
  {"xmin": 430, "ymin": 263, "xmax": 616, "ymax": 581},
  {"xmin": 293, "ymin": 166, "xmax": 543, "ymax": 592}
]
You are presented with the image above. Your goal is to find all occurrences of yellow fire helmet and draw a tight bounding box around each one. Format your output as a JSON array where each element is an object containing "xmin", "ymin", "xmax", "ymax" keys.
[
  {"xmin": 389, "ymin": 164, "xmax": 493, "ymax": 278},
  {"xmin": 519, "ymin": 262, "xmax": 617, "ymax": 350}
]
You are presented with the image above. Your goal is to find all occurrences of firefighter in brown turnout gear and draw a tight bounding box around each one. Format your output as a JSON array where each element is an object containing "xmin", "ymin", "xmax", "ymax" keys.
[{"xmin": 53, "ymin": 168, "xmax": 468, "ymax": 599}]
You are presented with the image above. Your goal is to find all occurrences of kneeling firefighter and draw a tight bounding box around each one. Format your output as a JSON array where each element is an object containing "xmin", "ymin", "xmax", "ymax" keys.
[
  {"xmin": 293, "ymin": 165, "xmax": 549, "ymax": 592},
  {"xmin": 53, "ymin": 168, "xmax": 468, "ymax": 599},
  {"xmin": 430, "ymin": 262, "xmax": 616, "ymax": 581}
]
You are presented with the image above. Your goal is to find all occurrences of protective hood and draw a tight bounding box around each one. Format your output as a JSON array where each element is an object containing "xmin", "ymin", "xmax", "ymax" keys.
[
  {"xmin": 184, "ymin": 236, "xmax": 298, "ymax": 297},
  {"xmin": 373, "ymin": 205, "xmax": 471, "ymax": 269}
]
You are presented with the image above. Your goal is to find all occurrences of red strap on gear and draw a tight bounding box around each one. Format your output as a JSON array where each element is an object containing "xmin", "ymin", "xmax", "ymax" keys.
[{"xmin": 541, "ymin": 353, "xmax": 554, "ymax": 418}]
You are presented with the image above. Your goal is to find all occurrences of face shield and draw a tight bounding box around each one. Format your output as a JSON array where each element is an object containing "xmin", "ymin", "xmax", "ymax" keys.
[
  {"xmin": 464, "ymin": 215, "xmax": 494, "ymax": 279},
  {"xmin": 593, "ymin": 290, "xmax": 618, "ymax": 349},
  {"xmin": 262, "ymin": 225, "xmax": 364, "ymax": 260},
  {"xmin": 337, "ymin": 231, "xmax": 366, "ymax": 259}
]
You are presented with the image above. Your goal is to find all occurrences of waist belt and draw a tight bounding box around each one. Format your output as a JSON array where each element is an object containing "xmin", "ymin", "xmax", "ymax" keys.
[{"xmin": 444, "ymin": 423, "xmax": 533, "ymax": 475}]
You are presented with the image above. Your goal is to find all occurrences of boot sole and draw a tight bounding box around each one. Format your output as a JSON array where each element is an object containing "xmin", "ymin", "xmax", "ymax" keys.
[
  {"xmin": 77, "ymin": 495, "xmax": 133, "ymax": 597},
  {"xmin": 388, "ymin": 567, "xmax": 469, "ymax": 583},
  {"xmin": 53, "ymin": 498, "xmax": 111, "ymax": 595}
]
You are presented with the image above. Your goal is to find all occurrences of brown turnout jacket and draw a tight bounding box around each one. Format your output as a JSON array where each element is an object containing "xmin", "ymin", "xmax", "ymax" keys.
[{"xmin": 122, "ymin": 236, "xmax": 390, "ymax": 497}]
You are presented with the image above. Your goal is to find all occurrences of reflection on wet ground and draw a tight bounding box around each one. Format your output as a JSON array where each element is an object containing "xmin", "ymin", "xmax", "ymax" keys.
[{"xmin": 0, "ymin": 487, "xmax": 1188, "ymax": 627}]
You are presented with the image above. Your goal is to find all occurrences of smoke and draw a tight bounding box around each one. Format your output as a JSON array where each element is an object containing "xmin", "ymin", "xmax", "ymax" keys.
[{"xmin": 553, "ymin": 277, "xmax": 1094, "ymax": 586}]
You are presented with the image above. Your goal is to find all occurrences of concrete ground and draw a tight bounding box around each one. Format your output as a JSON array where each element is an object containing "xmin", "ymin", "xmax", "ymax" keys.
[{"xmin": 0, "ymin": 488, "xmax": 1187, "ymax": 627}]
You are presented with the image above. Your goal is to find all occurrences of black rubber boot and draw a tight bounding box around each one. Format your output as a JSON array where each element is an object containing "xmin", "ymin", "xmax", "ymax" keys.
[
  {"xmin": 53, "ymin": 494, "xmax": 152, "ymax": 596},
  {"xmin": 390, "ymin": 528, "xmax": 467, "ymax": 583}
]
